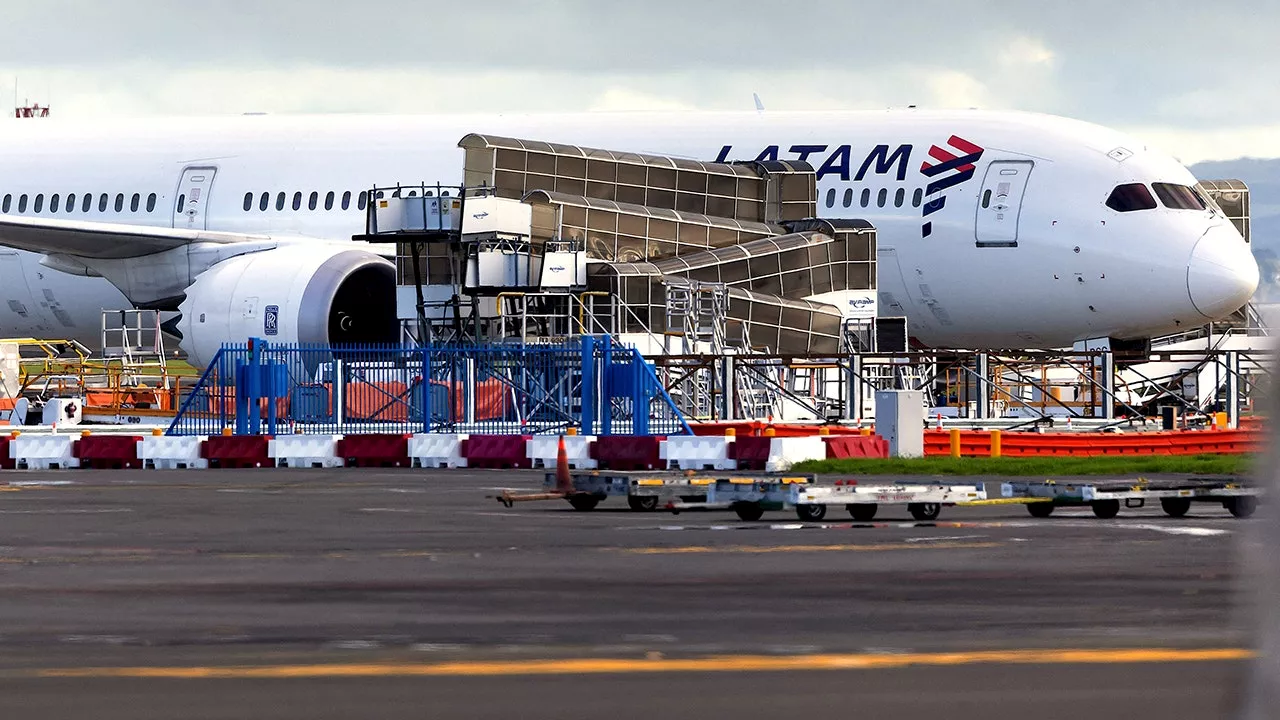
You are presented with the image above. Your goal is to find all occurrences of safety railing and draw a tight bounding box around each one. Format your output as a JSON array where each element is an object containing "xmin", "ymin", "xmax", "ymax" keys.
[{"xmin": 166, "ymin": 337, "xmax": 691, "ymax": 437}]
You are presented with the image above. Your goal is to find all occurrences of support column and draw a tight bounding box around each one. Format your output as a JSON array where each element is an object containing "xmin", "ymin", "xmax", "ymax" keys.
[
  {"xmin": 1226, "ymin": 351, "xmax": 1240, "ymax": 429},
  {"xmin": 1100, "ymin": 351, "xmax": 1116, "ymax": 421},
  {"xmin": 718, "ymin": 355, "xmax": 735, "ymax": 422},
  {"xmin": 975, "ymin": 353, "xmax": 990, "ymax": 420},
  {"xmin": 844, "ymin": 354, "xmax": 864, "ymax": 422}
]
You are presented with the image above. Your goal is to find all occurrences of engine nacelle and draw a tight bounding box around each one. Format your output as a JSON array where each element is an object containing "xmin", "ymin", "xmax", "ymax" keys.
[{"xmin": 176, "ymin": 245, "xmax": 398, "ymax": 367}]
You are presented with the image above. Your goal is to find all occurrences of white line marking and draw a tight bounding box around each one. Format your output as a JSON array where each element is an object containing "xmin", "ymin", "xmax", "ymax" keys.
[
  {"xmin": 1120, "ymin": 524, "xmax": 1228, "ymax": 537},
  {"xmin": 8, "ymin": 480, "xmax": 76, "ymax": 487},
  {"xmin": 0, "ymin": 508, "xmax": 133, "ymax": 515}
]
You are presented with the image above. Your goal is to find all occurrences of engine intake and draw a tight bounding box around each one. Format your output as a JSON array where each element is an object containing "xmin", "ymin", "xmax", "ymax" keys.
[{"xmin": 176, "ymin": 245, "xmax": 397, "ymax": 367}]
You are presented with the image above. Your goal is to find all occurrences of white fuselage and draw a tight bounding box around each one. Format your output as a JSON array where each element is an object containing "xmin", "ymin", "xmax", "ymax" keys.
[{"xmin": 0, "ymin": 110, "xmax": 1258, "ymax": 349}]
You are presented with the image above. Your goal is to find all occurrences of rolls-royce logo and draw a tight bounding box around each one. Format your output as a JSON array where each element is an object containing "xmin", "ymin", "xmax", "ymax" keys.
[{"xmin": 264, "ymin": 305, "xmax": 279, "ymax": 336}]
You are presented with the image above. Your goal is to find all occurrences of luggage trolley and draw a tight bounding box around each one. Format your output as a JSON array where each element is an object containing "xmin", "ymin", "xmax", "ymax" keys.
[
  {"xmin": 672, "ymin": 477, "xmax": 986, "ymax": 522},
  {"xmin": 1001, "ymin": 477, "xmax": 1261, "ymax": 519}
]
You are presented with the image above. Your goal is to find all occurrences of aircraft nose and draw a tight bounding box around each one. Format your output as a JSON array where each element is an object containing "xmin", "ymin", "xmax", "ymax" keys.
[{"xmin": 1186, "ymin": 224, "xmax": 1260, "ymax": 319}]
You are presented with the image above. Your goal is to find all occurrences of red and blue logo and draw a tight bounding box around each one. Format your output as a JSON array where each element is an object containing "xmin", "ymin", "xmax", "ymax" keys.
[{"xmin": 920, "ymin": 135, "xmax": 984, "ymax": 238}]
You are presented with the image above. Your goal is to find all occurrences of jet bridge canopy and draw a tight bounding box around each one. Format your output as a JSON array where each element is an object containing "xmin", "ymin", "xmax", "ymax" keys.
[
  {"xmin": 1196, "ymin": 179, "xmax": 1250, "ymax": 243},
  {"xmin": 460, "ymin": 133, "xmax": 816, "ymax": 224}
]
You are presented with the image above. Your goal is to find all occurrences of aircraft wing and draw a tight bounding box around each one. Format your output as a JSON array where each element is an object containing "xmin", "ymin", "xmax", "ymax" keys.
[{"xmin": 0, "ymin": 215, "xmax": 271, "ymax": 259}]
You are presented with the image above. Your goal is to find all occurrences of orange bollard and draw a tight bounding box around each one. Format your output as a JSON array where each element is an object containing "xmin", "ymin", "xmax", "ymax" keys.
[{"xmin": 555, "ymin": 435, "xmax": 572, "ymax": 493}]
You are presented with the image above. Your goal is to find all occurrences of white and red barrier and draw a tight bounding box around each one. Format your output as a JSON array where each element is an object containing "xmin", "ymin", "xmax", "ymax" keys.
[{"xmin": 269, "ymin": 434, "xmax": 344, "ymax": 468}]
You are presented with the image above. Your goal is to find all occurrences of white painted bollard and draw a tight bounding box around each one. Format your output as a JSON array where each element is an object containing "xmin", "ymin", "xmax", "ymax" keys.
[
  {"xmin": 11, "ymin": 434, "xmax": 79, "ymax": 469},
  {"xmin": 765, "ymin": 436, "xmax": 827, "ymax": 472},
  {"xmin": 139, "ymin": 435, "xmax": 208, "ymax": 469},
  {"xmin": 408, "ymin": 434, "xmax": 469, "ymax": 468},
  {"xmin": 527, "ymin": 435, "xmax": 597, "ymax": 469},
  {"xmin": 661, "ymin": 435, "xmax": 736, "ymax": 471},
  {"xmin": 269, "ymin": 435, "xmax": 344, "ymax": 468}
]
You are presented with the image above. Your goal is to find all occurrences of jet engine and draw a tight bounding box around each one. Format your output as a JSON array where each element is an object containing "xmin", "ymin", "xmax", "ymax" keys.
[{"xmin": 175, "ymin": 245, "xmax": 398, "ymax": 368}]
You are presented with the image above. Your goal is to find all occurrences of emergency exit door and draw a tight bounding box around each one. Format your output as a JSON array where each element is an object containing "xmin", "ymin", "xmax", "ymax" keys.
[
  {"xmin": 174, "ymin": 167, "xmax": 217, "ymax": 230},
  {"xmin": 975, "ymin": 161, "xmax": 1032, "ymax": 247}
]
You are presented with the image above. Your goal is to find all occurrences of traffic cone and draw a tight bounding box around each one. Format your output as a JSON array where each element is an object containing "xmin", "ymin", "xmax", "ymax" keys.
[{"xmin": 555, "ymin": 435, "xmax": 572, "ymax": 493}]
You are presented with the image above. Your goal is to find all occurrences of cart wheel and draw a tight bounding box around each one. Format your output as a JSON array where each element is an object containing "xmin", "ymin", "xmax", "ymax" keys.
[
  {"xmin": 908, "ymin": 503, "xmax": 942, "ymax": 521},
  {"xmin": 1160, "ymin": 497, "xmax": 1192, "ymax": 518},
  {"xmin": 734, "ymin": 503, "xmax": 765, "ymax": 521},
  {"xmin": 1026, "ymin": 502, "xmax": 1055, "ymax": 518},
  {"xmin": 568, "ymin": 494, "xmax": 601, "ymax": 512},
  {"xmin": 627, "ymin": 495, "xmax": 659, "ymax": 512},
  {"xmin": 795, "ymin": 504, "xmax": 827, "ymax": 521},
  {"xmin": 846, "ymin": 504, "xmax": 878, "ymax": 521},
  {"xmin": 1091, "ymin": 500, "xmax": 1121, "ymax": 519},
  {"xmin": 1226, "ymin": 496, "xmax": 1257, "ymax": 519}
]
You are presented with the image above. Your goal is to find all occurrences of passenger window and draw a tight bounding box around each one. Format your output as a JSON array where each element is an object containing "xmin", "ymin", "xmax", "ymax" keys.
[
  {"xmin": 324, "ymin": 191, "xmax": 334, "ymax": 210},
  {"xmin": 114, "ymin": 194, "xmax": 124, "ymax": 212},
  {"xmin": 358, "ymin": 191, "xmax": 368, "ymax": 211},
  {"xmin": 912, "ymin": 188, "xmax": 923, "ymax": 207},
  {"xmin": 1152, "ymin": 183, "xmax": 1206, "ymax": 211},
  {"xmin": 308, "ymin": 191, "xmax": 318, "ymax": 211},
  {"xmin": 825, "ymin": 188, "xmax": 835, "ymax": 208},
  {"xmin": 876, "ymin": 189, "xmax": 887, "ymax": 208},
  {"xmin": 99, "ymin": 194, "xmax": 108, "ymax": 212},
  {"xmin": 17, "ymin": 194, "xmax": 27, "ymax": 213},
  {"xmin": 65, "ymin": 194, "xmax": 75, "ymax": 212},
  {"xmin": 1105, "ymin": 183, "xmax": 1157, "ymax": 212},
  {"xmin": 894, "ymin": 188, "xmax": 905, "ymax": 208},
  {"xmin": 81, "ymin": 194, "xmax": 91, "ymax": 212},
  {"xmin": 260, "ymin": 192, "xmax": 269, "ymax": 211},
  {"xmin": 33, "ymin": 194, "xmax": 43, "ymax": 213},
  {"xmin": 50, "ymin": 194, "xmax": 60, "ymax": 213},
  {"xmin": 243, "ymin": 192, "xmax": 253, "ymax": 212},
  {"xmin": 843, "ymin": 189, "xmax": 853, "ymax": 208},
  {"xmin": 147, "ymin": 193, "xmax": 157, "ymax": 212},
  {"xmin": 860, "ymin": 189, "xmax": 870, "ymax": 208},
  {"xmin": 276, "ymin": 192, "xmax": 286, "ymax": 211},
  {"xmin": 130, "ymin": 193, "xmax": 140, "ymax": 212},
  {"xmin": 292, "ymin": 192, "xmax": 302, "ymax": 211},
  {"xmin": 342, "ymin": 191, "xmax": 352, "ymax": 210},
  {"xmin": 176, "ymin": 194, "xmax": 185, "ymax": 214},
  {"xmin": 982, "ymin": 190, "xmax": 992, "ymax": 209},
  {"xmin": 1, "ymin": 195, "xmax": 9, "ymax": 213}
]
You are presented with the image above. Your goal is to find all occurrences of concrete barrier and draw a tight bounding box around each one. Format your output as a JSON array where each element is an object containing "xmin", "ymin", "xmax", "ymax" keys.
[
  {"xmin": 765, "ymin": 436, "xmax": 827, "ymax": 472},
  {"xmin": 269, "ymin": 434, "xmax": 344, "ymax": 468},
  {"xmin": 11, "ymin": 434, "xmax": 79, "ymax": 469},
  {"xmin": 662, "ymin": 435, "xmax": 736, "ymax": 471},
  {"xmin": 409, "ymin": 434, "xmax": 468, "ymax": 468},
  {"xmin": 527, "ymin": 435, "xmax": 597, "ymax": 469},
  {"xmin": 139, "ymin": 435, "xmax": 209, "ymax": 469}
]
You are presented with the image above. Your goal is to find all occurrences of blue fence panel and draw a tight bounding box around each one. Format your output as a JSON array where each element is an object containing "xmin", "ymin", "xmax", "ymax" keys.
[{"xmin": 167, "ymin": 337, "xmax": 689, "ymax": 437}]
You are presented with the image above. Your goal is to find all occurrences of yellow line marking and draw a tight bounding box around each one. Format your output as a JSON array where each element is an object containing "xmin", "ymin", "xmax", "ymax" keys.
[
  {"xmin": 30, "ymin": 648, "xmax": 1254, "ymax": 679},
  {"xmin": 619, "ymin": 541, "xmax": 1000, "ymax": 555},
  {"xmin": 959, "ymin": 498, "xmax": 1053, "ymax": 506}
]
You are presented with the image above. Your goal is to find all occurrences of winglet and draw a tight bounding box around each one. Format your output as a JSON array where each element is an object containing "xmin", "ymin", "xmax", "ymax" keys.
[{"xmin": 753, "ymin": 93, "xmax": 765, "ymax": 113}]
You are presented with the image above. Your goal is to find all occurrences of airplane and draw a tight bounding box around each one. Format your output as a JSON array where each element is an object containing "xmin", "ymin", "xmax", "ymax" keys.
[{"xmin": 0, "ymin": 109, "xmax": 1257, "ymax": 367}]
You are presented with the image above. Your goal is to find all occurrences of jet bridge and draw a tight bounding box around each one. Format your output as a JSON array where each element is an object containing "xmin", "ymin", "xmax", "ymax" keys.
[{"xmin": 359, "ymin": 133, "xmax": 897, "ymax": 352}]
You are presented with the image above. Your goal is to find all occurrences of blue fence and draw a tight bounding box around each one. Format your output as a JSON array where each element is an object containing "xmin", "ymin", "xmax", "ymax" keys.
[{"xmin": 167, "ymin": 336, "xmax": 691, "ymax": 437}]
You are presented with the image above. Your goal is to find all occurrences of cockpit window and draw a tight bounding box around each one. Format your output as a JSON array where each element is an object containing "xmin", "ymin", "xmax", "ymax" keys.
[
  {"xmin": 1105, "ymin": 183, "xmax": 1157, "ymax": 212},
  {"xmin": 1153, "ymin": 183, "xmax": 1206, "ymax": 211}
]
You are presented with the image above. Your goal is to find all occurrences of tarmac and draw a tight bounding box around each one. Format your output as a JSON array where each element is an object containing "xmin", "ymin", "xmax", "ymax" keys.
[{"xmin": 0, "ymin": 468, "xmax": 1259, "ymax": 719}]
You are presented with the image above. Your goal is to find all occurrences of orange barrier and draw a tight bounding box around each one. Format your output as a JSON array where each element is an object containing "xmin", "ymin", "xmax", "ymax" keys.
[
  {"xmin": 922, "ymin": 429, "xmax": 1264, "ymax": 457},
  {"xmin": 691, "ymin": 421, "xmax": 869, "ymax": 437}
]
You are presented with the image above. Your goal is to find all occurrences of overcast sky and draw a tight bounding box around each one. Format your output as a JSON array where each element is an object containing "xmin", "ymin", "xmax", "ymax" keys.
[{"xmin": 1, "ymin": 0, "xmax": 1275, "ymax": 163}]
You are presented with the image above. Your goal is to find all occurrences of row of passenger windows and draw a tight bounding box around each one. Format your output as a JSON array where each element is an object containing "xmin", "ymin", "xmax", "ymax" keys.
[
  {"xmin": 1106, "ymin": 182, "xmax": 1208, "ymax": 213},
  {"xmin": 823, "ymin": 187, "xmax": 925, "ymax": 210},
  {"xmin": 242, "ymin": 190, "xmax": 370, "ymax": 213},
  {"xmin": 1, "ymin": 192, "xmax": 158, "ymax": 215}
]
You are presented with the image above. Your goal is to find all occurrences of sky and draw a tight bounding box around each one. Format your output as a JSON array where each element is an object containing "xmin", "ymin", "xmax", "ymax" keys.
[{"xmin": 1, "ymin": 0, "xmax": 1276, "ymax": 163}]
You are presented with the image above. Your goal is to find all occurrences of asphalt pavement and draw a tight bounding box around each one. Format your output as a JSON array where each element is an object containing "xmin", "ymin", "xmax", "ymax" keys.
[{"xmin": 0, "ymin": 468, "xmax": 1258, "ymax": 719}]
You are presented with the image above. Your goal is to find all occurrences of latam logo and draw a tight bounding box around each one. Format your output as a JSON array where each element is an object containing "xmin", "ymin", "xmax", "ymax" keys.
[
  {"xmin": 714, "ymin": 144, "xmax": 913, "ymax": 182},
  {"xmin": 919, "ymin": 136, "xmax": 984, "ymax": 238}
]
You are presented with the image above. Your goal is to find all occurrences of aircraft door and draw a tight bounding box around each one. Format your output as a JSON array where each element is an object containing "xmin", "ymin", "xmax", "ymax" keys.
[
  {"xmin": 174, "ymin": 166, "xmax": 217, "ymax": 230},
  {"xmin": 975, "ymin": 161, "xmax": 1032, "ymax": 247}
]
